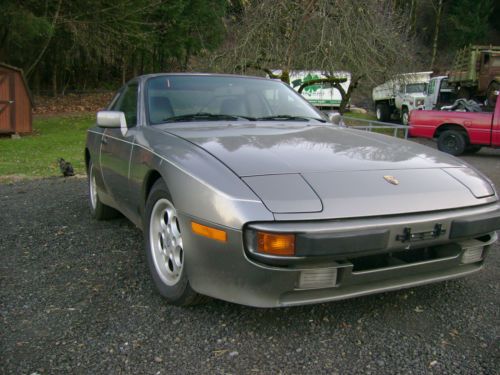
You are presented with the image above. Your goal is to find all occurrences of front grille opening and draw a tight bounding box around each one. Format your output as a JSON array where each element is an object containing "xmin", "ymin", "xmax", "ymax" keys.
[{"xmin": 351, "ymin": 244, "xmax": 460, "ymax": 272}]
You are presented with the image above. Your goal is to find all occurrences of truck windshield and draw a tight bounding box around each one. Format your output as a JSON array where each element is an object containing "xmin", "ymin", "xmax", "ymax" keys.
[
  {"xmin": 146, "ymin": 75, "xmax": 327, "ymax": 125},
  {"xmin": 406, "ymin": 83, "xmax": 427, "ymax": 94}
]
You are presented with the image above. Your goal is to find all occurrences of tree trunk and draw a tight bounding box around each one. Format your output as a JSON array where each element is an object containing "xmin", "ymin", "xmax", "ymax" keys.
[
  {"xmin": 339, "ymin": 76, "xmax": 362, "ymax": 114},
  {"xmin": 280, "ymin": 70, "xmax": 290, "ymax": 84},
  {"xmin": 52, "ymin": 65, "xmax": 57, "ymax": 97},
  {"xmin": 430, "ymin": 0, "xmax": 443, "ymax": 70},
  {"xmin": 122, "ymin": 57, "xmax": 127, "ymax": 85},
  {"xmin": 26, "ymin": 0, "xmax": 62, "ymax": 78},
  {"xmin": 409, "ymin": 0, "xmax": 417, "ymax": 35},
  {"xmin": 33, "ymin": 68, "xmax": 41, "ymax": 96}
]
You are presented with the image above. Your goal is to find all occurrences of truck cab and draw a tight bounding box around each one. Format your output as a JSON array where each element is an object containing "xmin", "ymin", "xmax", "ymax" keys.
[
  {"xmin": 422, "ymin": 76, "xmax": 457, "ymax": 110},
  {"xmin": 373, "ymin": 71, "xmax": 431, "ymax": 125}
]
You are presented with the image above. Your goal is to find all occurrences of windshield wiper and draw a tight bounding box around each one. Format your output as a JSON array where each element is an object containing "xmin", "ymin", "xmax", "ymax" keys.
[
  {"xmin": 256, "ymin": 115, "xmax": 327, "ymax": 123},
  {"xmin": 163, "ymin": 113, "xmax": 254, "ymax": 122}
]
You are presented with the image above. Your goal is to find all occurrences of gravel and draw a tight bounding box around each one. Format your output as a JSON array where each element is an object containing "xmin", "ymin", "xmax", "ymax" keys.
[{"xmin": 1, "ymin": 145, "xmax": 499, "ymax": 374}]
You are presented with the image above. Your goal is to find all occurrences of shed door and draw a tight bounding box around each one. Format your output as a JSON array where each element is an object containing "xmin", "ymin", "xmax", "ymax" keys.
[{"xmin": 0, "ymin": 70, "xmax": 15, "ymax": 133}]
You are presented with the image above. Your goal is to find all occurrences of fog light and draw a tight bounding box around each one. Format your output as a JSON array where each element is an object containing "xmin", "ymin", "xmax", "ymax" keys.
[
  {"xmin": 298, "ymin": 268, "xmax": 338, "ymax": 289},
  {"xmin": 461, "ymin": 247, "xmax": 483, "ymax": 264}
]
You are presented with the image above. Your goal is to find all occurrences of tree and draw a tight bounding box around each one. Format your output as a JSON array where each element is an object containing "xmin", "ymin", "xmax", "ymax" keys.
[
  {"xmin": 441, "ymin": 0, "xmax": 494, "ymax": 48},
  {"xmin": 429, "ymin": 0, "xmax": 444, "ymax": 70},
  {"xmin": 0, "ymin": 0, "xmax": 230, "ymax": 94},
  {"xmin": 206, "ymin": 0, "xmax": 421, "ymax": 113}
]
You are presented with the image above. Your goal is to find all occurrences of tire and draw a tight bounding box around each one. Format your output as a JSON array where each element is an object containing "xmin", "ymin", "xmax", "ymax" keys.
[
  {"xmin": 437, "ymin": 130, "xmax": 467, "ymax": 156},
  {"xmin": 464, "ymin": 145, "xmax": 482, "ymax": 154},
  {"xmin": 401, "ymin": 107, "xmax": 409, "ymax": 126},
  {"xmin": 144, "ymin": 180, "xmax": 205, "ymax": 306},
  {"xmin": 88, "ymin": 161, "xmax": 119, "ymax": 220},
  {"xmin": 486, "ymin": 81, "xmax": 499, "ymax": 108},
  {"xmin": 375, "ymin": 103, "xmax": 389, "ymax": 122}
]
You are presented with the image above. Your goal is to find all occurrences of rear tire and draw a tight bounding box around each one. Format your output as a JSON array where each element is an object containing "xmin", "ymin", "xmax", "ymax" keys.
[
  {"xmin": 88, "ymin": 161, "xmax": 119, "ymax": 220},
  {"xmin": 144, "ymin": 180, "xmax": 206, "ymax": 306},
  {"xmin": 375, "ymin": 103, "xmax": 390, "ymax": 122},
  {"xmin": 437, "ymin": 130, "xmax": 467, "ymax": 156}
]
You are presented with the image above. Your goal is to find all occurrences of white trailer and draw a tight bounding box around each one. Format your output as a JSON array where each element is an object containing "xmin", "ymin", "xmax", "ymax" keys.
[
  {"xmin": 372, "ymin": 71, "xmax": 432, "ymax": 125},
  {"xmin": 271, "ymin": 70, "xmax": 351, "ymax": 108}
]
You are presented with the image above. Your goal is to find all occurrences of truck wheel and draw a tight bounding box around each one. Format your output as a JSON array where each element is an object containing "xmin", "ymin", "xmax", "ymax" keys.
[
  {"xmin": 486, "ymin": 81, "xmax": 499, "ymax": 108},
  {"xmin": 437, "ymin": 130, "xmax": 467, "ymax": 156},
  {"xmin": 401, "ymin": 108, "xmax": 409, "ymax": 126},
  {"xmin": 376, "ymin": 103, "xmax": 389, "ymax": 122}
]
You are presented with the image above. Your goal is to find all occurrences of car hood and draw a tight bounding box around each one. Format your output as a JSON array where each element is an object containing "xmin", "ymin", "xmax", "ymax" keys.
[
  {"xmin": 161, "ymin": 122, "xmax": 464, "ymax": 175},
  {"xmin": 159, "ymin": 122, "xmax": 496, "ymax": 217}
]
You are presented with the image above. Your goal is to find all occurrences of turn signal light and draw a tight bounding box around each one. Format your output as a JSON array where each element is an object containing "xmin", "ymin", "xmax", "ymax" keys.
[
  {"xmin": 191, "ymin": 222, "xmax": 227, "ymax": 242},
  {"xmin": 257, "ymin": 232, "xmax": 295, "ymax": 256}
]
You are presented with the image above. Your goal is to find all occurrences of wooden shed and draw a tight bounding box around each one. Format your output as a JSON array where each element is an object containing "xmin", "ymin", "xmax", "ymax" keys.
[{"xmin": 0, "ymin": 63, "xmax": 34, "ymax": 135}]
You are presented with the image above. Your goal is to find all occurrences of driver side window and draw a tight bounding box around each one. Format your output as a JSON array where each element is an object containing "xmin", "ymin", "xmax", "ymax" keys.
[{"xmin": 112, "ymin": 83, "xmax": 138, "ymax": 127}]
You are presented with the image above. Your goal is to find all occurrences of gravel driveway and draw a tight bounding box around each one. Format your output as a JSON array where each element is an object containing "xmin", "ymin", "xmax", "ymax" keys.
[{"xmin": 1, "ymin": 142, "xmax": 499, "ymax": 374}]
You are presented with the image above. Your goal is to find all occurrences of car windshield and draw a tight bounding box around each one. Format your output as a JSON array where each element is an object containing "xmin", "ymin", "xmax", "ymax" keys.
[
  {"xmin": 406, "ymin": 83, "xmax": 427, "ymax": 94},
  {"xmin": 146, "ymin": 75, "xmax": 326, "ymax": 125}
]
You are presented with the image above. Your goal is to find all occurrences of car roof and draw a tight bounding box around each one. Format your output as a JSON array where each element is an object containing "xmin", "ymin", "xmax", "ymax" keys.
[{"xmin": 137, "ymin": 72, "xmax": 272, "ymax": 82}]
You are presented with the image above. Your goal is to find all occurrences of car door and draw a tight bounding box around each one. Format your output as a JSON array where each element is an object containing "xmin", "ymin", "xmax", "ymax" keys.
[
  {"xmin": 100, "ymin": 81, "xmax": 139, "ymax": 214},
  {"xmin": 424, "ymin": 78, "xmax": 436, "ymax": 109}
]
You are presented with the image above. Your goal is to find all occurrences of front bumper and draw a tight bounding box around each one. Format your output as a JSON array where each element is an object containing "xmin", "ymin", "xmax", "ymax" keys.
[{"xmin": 181, "ymin": 202, "xmax": 500, "ymax": 308}]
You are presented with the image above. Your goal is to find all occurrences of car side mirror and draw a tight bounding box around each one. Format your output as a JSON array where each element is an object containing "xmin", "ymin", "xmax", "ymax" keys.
[
  {"xmin": 328, "ymin": 112, "xmax": 344, "ymax": 126},
  {"xmin": 97, "ymin": 111, "xmax": 127, "ymax": 136}
]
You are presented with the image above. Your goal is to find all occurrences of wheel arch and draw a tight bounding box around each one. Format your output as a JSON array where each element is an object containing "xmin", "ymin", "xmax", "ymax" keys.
[
  {"xmin": 143, "ymin": 169, "xmax": 164, "ymax": 206},
  {"xmin": 85, "ymin": 148, "xmax": 91, "ymax": 172},
  {"xmin": 434, "ymin": 123, "xmax": 469, "ymax": 141}
]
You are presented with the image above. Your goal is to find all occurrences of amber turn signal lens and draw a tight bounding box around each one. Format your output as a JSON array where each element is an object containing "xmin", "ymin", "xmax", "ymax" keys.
[
  {"xmin": 191, "ymin": 222, "xmax": 227, "ymax": 242},
  {"xmin": 257, "ymin": 232, "xmax": 295, "ymax": 256}
]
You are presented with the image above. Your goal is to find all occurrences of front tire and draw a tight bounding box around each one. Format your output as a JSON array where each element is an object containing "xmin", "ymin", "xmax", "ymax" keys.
[
  {"xmin": 88, "ymin": 160, "xmax": 118, "ymax": 220},
  {"xmin": 144, "ymin": 180, "xmax": 205, "ymax": 306},
  {"xmin": 437, "ymin": 130, "xmax": 467, "ymax": 156},
  {"xmin": 401, "ymin": 107, "xmax": 409, "ymax": 126}
]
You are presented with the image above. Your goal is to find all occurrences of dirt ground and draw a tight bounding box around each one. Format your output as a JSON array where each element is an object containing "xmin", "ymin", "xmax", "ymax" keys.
[{"xmin": 1, "ymin": 139, "xmax": 499, "ymax": 374}]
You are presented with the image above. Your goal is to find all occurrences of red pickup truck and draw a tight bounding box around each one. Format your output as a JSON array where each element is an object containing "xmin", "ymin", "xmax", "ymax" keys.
[{"xmin": 409, "ymin": 94, "xmax": 500, "ymax": 155}]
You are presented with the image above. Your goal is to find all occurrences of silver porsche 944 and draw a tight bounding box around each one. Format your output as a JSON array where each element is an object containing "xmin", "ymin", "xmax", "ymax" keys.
[{"xmin": 85, "ymin": 73, "xmax": 500, "ymax": 307}]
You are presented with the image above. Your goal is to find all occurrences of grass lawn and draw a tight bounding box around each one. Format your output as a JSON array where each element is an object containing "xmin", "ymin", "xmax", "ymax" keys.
[
  {"xmin": 0, "ymin": 114, "xmax": 94, "ymax": 181},
  {"xmin": 343, "ymin": 111, "xmax": 377, "ymax": 121}
]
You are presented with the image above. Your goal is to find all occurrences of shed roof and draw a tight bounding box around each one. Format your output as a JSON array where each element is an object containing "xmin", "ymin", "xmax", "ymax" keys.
[{"xmin": 0, "ymin": 62, "xmax": 35, "ymax": 106}]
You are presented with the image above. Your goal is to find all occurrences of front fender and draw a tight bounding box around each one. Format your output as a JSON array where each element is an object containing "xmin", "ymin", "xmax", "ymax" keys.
[{"xmin": 129, "ymin": 127, "xmax": 273, "ymax": 230}]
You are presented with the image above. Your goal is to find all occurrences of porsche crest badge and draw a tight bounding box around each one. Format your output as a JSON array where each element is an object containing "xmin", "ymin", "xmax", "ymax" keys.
[{"xmin": 383, "ymin": 175, "xmax": 399, "ymax": 185}]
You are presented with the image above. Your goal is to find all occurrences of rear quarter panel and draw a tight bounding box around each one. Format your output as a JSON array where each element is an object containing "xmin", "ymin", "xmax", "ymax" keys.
[{"xmin": 409, "ymin": 110, "xmax": 493, "ymax": 145}]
